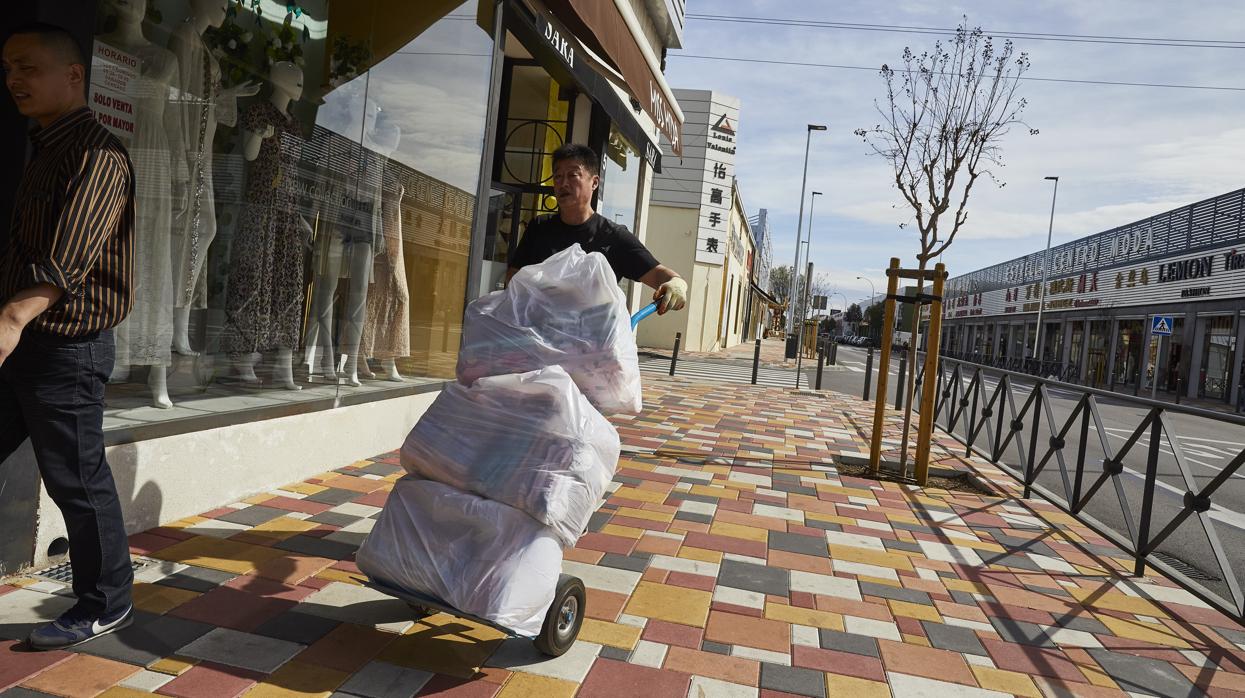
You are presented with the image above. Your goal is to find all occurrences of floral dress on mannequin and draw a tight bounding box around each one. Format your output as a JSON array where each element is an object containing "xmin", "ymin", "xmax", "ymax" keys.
[{"xmin": 360, "ymin": 161, "xmax": 410, "ymax": 361}]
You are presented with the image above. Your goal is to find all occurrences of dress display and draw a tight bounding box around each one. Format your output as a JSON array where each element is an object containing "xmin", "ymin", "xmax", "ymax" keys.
[
  {"xmin": 360, "ymin": 162, "xmax": 410, "ymax": 360},
  {"xmin": 222, "ymin": 101, "xmax": 307, "ymax": 354},
  {"xmin": 101, "ymin": 40, "xmax": 182, "ymax": 368}
]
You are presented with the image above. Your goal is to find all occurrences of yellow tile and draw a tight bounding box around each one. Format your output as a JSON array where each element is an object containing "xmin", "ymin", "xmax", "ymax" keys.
[
  {"xmin": 944, "ymin": 579, "xmax": 991, "ymax": 595},
  {"xmin": 147, "ymin": 656, "xmax": 197, "ymax": 675},
  {"xmin": 98, "ymin": 689, "xmax": 155, "ymax": 698},
  {"xmin": 251, "ymin": 517, "xmax": 320, "ymax": 535},
  {"xmin": 242, "ymin": 494, "xmax": 274, "ymax": 505},
  {"xmin": 164, "ymin": 516, "xmax": 209, "ymax": 530},
  {"xmin": 1080, "ymin": 661, "xmax": 1118, "ymax": 688},
  {"xmin": 764, "ymin": 603, "xmax": 844, "ymax": 631},
  {"xmin": 618, "ymin": 460, "xmax": 657, "ymax": 472},
  {"xmin": 613, "ymin": 487, "xmax": 668, "ymax": 505},
  {"xmin": 5, "ymin": 577, "xmax": 40, "ymax": 588},
  {"xmin": 578, "ymin": 618, "xmax": 643, "ymax": 650},
  {"xmin": 678, "ymin": 547, "xmax": 724, "ymax": 564},
  {"xmin": 857, "ymin": 575, "xmax": 901, "ymax": 588},
  {"xmin": 243, "ymin": 661, "xmax": 348, "ymax": 697},
  {"xmin": 409, "ymin": 612, "xmax": 508, "ymax": 642},
  {"xmin": 971, "ymin": 666, "xmax": 1042, "ymax": 697},
  {"xmin": 498, "ymin": 672, "xmax": 579, "ymax": 698},
  {"xmin": 281, "ymin": 482, "xmax": 327, "ymax": 496},
  {"xmin": 314, "ymin": 568, "xmax": 364, "ymax": 586},
  {"xmin": 721, "ymin": 480, "xmax": 757, "ymax": 492},
  {"xmin": 887, "ymin": 600, "xmax": 942, "ymax": 623},
  {"xmin": 131, "ymin": 582, "xmax": 200, "ymax": 615},
  {"xmin": 1096, "ymin": 615, "xmax": 1190, "ymax": 649},
  {"xmin": 151, "ymin": 537, "xmax": 287, "ymax": 575},
  {"xmin": 689, "ymin": 485, "xmax": 738, "ymax": 500},
  {"xmin": 816, "ymin": 483, "xmax": 874, "ymax": 497},
  {"xmin": 615, "ymin": 507, "xmax": 675, "ymax": 523},
  {"xmin": 708, "ymin": 521, "xmax": 769, "ymax": 543},
  {"xmin": 624, "ymin": 581, "xmax": 713, "ymax": 628},
  {"xmin": 827, "ymin": 545, "xmax": 915, "ymax": 571},
  {"xmin": 601, "ymin": 524, "xmax": 645, "ymax": 539},
  {"xmin": 1068, "ymin": 588, "xmax": 1166, "ymax": 617},
  {"xmin": 824, "ymin": 674, "xmax": 892, "ymax": 698},
  {"xmin": 381, "ymin": 619, "xmax": 504, "ymax": 678}
]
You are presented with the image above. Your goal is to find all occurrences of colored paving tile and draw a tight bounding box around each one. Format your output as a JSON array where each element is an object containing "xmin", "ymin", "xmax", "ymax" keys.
[{"xmin": 5, "ymin": 376, "xmax": 1244, "ymax": 698}]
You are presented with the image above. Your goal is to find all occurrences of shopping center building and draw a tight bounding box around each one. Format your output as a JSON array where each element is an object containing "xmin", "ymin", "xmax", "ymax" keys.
[
  {"xmin": 0, "ymin": 0, "xmax": 685, "ymax": 572},
  {"xmin": 938, "ymin": 186, "xmax": 1245, "ymax": 408}
]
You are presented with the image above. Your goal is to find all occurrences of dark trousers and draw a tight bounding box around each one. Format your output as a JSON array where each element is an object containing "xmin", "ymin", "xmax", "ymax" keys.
[{"xmin": 0, "ymin": 328, "xmax": 132, "ymax": 617}]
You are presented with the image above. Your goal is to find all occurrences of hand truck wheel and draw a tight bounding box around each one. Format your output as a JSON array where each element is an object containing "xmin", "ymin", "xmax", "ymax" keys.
[{"xmin": 533, "ymin": 574, "xmax": 585, "ymax": 657}]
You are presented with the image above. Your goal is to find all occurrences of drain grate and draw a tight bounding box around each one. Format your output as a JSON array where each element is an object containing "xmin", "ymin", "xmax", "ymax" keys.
[
  {"xmin": 33, "ymin": 557, "xmax": 153, "ymax": 584},
  {"xmin": 1151, "ymin": 552, "xmax": 1221, "ymax": 582}
]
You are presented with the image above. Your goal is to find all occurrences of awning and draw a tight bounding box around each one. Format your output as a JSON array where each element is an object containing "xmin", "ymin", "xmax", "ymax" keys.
[
  {"xmin": 539, "ymin": 0, "xmax": 684, "ymax": 155},
  {"xmin": 505, "ymin": 2, "xmax": 663, "ymax": 172},
  {"xmin": 751, "ymin": 280, "xmax": 781, "ymax": 307},
  {"xmin": 324, "ymin": 0, "xmax": 463, "ymax": 87}
]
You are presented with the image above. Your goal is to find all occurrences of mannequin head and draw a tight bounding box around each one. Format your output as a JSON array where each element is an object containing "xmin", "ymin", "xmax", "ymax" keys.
[
  {"xmin": 373, "ymin": 111, "xmax": 400, "ymax": 153},
  {"xmin": 270, "ymin": 60, "xmax": 303, "ymax": 101},
  {"xmin": 108, "ymin": 0, "xmax": 145, "ymax": 27},
  {"xmin": 188, "ymin": 0, "xmax": 228, "ymax": 29}
]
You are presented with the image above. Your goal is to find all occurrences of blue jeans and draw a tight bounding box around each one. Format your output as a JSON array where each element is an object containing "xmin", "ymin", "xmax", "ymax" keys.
[{"xmin": 0, "ymin": 328, "xmax": 132, "ymax": 617}]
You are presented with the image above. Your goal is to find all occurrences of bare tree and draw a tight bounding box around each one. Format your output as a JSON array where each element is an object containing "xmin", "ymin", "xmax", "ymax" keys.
[{"xmin": 854, "ymin": 19, "xmax": 1033, "ymax": 473}]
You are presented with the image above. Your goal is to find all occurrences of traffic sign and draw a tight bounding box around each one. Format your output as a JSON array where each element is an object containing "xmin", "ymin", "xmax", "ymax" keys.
[{"xmin": 1151, "ymin": 315, "xmax": 1174, "ymax": 336}]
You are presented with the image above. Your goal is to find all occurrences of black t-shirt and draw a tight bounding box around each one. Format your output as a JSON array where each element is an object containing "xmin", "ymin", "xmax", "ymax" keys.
[{"xmin": 510, "ymin": 213, "xmax": 660, "ymax": 282}]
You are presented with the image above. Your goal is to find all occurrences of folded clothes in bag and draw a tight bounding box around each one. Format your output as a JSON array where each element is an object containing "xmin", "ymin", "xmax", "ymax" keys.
[
  {"xmin": 356, "ymin": 477, "xmax": 562, "ymax": 637},
  {"xmin": 456, "ymin": 244, "xmax": 643, "ymax": 415},
  {"xmin": 401, "ymin": 366, "xmax": 619, "ymax": 547}
]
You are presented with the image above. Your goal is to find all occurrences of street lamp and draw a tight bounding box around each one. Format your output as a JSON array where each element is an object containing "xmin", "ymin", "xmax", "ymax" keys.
[
  {"xmin": 787, "ymin": 123, "xmax": 827, "ymax": 336},
  {"xmin": 1032, "ymin": 176, "xmax": 1059, "ymax": 361},
  {"xmin": 857, "ymin": 275, "xmax": 877, "ymax": 343},
  {"xmin": 800, "ymin": 191, "xmax": 823, "ymax": 322}
]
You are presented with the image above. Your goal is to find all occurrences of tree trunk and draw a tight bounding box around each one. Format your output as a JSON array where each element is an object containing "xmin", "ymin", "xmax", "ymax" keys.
[{"xmin": 897, "ymin": 257, "xmax": 928, "ymax": 478}]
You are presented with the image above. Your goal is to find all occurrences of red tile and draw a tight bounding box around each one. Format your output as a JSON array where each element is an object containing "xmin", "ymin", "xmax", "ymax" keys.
[
  {"xmin": 585, "ymin": 589, "xmax": 628, "ymax": 622},
  {"xmin": 0, "ymin": 586, "xmax": 14, "ymax": 597},
  {"xmin": 200, "ymin": 507, "xmax": 237, "ymax": 519},
  {"xmin": 789, "ymin": 591, "xmax": 816, "ymax": 609},
  {"xmin": 617, "ymin": 468, "xmax": 680, "ymax": 484},
  {"xmin": 578, "ymin": 658, "xmax": 691, "ymax": 698},
  {"xmin": 169, "ymin": 586, "xmax": 296, "ymax": 632},
  {"xmin": 979, "ymin": 601, "xmax": 1055, "ymax": 626},
  {"xmin": 710, "ymin": 601, "xmax": 763, "ymax": 618},
  {"xmin": 878, "ymin": 639, "xmax": 975, "ymax": 685},
  {"xmin": 666, "ymin": 572, "xmax": 716, "ymax": 592},
  {"xmin": 682, "ymin": 532, "xmax": 768, "ymax": 559},
  {"xmin": 575, "ymin": 533, "xmax": 638, "ymax": 555},
  {"xmin": 352, "ymin": 490, "xmax": 390, "ymax": 508},
  {"xmin": 791, "ymin": 645, "xmax": 885, "ymax": 681},
  {"xmin": 717, "ymin": 500, "xmax": 753, "ymax": 513},
  {"xmin": 0, "ymin": 641, "xmax": 73, "ymax": 691},
  {"xmin": 642, "ymin": 620, "xmax": 704, "ymax": 649},
  {"xmin": 260, "ymin": 496, "xmax": 332, "ymax": 515},
  {"xmin": 609, "ymin": 516, "xmax": 669, "ymax": 533},
  {"xmin": 296, "ymin": 623, "xmax": 394, "ymax": 674},
  {"xmin": 981, "ymin": 638, "xmax": 1089, "ymax": 682},
  {"xmin": 416, "ymin": 675, "xmax": 501, "ymax": 697},
  {"xmin": 149, "ymin": 526, "xmax": 197, "ymax": 541},
  {"xmin": 129, "ymin": 531, "xmax": 184, "ymax": 555},
  {"xmin": 894, "ymin": 616, "xmax": 925, "ymax": 637},
  {"xmin": 155, "ymin": 661, "xmax": 263, "ymax": 698}
]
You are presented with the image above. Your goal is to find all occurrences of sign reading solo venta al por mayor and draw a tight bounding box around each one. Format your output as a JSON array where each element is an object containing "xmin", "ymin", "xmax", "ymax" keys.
[{"xmin": 941, "ymin": 188, "xmax": 1245, "ymax": 319}]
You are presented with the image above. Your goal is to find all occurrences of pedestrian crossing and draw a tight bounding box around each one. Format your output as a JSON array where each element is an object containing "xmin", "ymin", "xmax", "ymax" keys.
[{"xmin": 639, "ymin": 357, "xmax": 809, "ymax": 388}]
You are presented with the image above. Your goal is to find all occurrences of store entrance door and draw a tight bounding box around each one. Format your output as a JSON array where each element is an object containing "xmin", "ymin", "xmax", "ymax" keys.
[{"xmin": 1200, "ymin": 315, "xmax": 1237, "ymax": 401}]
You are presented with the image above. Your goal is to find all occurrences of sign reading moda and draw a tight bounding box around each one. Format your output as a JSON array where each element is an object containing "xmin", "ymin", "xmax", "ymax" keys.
[{"xmin": 942, "ymin": 187, "xmax": 1245, "ymax": 319}]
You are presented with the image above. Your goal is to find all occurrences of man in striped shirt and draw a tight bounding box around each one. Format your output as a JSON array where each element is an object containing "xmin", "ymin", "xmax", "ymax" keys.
[{"xmin": 0, "ymin": 23, "xmax": 136, "ymax": 649}]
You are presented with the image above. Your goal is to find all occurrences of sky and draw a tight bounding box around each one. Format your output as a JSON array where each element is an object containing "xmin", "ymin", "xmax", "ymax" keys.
[{"xmin": 661, "ymin": 1, "xmax": 1245, "ymax": 310}]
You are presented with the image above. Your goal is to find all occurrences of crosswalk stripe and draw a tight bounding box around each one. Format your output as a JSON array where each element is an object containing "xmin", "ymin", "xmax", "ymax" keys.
[{"xmin": 638, "ymin": 357, "xmax": 804, "ymax": 388}]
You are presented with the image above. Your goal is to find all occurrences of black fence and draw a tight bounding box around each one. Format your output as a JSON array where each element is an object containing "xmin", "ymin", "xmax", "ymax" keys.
[{"xmin": 913, "ymin": 353, "xmax": 1245, "ymax": 624}]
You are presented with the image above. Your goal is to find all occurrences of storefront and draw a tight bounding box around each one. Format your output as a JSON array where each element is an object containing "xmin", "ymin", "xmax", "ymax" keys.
[
  {"xmin": 942, "ymin": 187, "xmax": 1245, "ymax": 406},
  {"xmin": 0, "ymin": 0, "xmax": 684, "ymax": 571}
]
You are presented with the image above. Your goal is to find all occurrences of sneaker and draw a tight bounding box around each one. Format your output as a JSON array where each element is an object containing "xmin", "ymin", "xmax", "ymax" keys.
[{"xmin": 27, "ymin": 604, "xmax": 133, "ymax": 650}]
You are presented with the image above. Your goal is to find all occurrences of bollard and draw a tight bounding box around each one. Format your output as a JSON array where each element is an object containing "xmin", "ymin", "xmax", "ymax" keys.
[
  {"xmin": 670, "ymin": 332, "xmax": 681, "ymax": 376},
  {"xmin": 1175, "ymin": 376, "xmax": 1182, "ymax": 405},
  {"xmin": 830, "ymin": 341, "xmax": 838, "ymax": 366},
  {"xmin": 751, "ymin": 338, "xmax": 761, "ymax": 385},
  {"xmin": 815, "ymin": 340, "xmax": 825, "ymax": 390},
  {"xmin": 863, "ymin": 347, "xmax": 874, "ymax": 400},
  {"xmin": 896, "ymin": 355, "xmax": 907, "ymax": 410}
]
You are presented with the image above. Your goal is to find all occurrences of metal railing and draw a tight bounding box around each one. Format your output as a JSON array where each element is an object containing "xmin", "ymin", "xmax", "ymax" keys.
[{"xmin": 913, "ymin": 353, "xmax": 1245, "ymax": 624}]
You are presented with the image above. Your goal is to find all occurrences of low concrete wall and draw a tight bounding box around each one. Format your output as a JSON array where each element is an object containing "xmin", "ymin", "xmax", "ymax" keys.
[{"xmin": 26, "ymin": 391, "xmax": 438, "ymax": 570}]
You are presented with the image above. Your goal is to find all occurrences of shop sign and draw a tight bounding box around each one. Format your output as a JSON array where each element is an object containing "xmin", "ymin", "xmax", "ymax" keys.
[
  {"xmin": 1224, "ymin": 249, "xmax": 1245, "ymax": 272},
  {"xmin": 89, "ymin": 41, "xmax": 139, "ymax": 147},
  {"xmin": 541, "ymin": 17, "xmax": 575, "ymax": 69},
  {"xmin": 1157, "ymin": 255, "xmax": 1214, "ymax": 283}
]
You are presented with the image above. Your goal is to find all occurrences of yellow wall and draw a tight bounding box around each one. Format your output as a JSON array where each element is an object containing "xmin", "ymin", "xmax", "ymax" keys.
[{"xmin": 637, "ymin": 205, "xmax": 699, "ymax": 349}]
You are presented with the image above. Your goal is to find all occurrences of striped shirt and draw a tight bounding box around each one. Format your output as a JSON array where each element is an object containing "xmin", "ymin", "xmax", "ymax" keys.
[{"xmin": 0, "ymin": 107, "xmax": 135, "ymax": 337}]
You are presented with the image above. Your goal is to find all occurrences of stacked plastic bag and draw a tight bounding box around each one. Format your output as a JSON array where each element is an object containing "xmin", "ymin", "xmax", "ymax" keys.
[{"xmin": 356, "ymin": 245, "xmax": 640, "ymax": 637}]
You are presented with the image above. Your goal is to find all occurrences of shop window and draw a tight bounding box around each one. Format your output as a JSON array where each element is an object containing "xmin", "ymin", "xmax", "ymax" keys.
[
  {"xmin": 1200, "ymin": 316, "xmax": 1236, "ymax": 400},
  {"xmin": 598, "ymin": 126, "xmax": 643, "ymax": 233},
  {"xmin": 93, "ymin": 0, "xmax": 492, "ymax": 426},
  {"xmin": 1114, "ymin": 319, "xmax": 1145, "ymax": 386},
  {"xmin": 1087, "ymin": 321, "xmax": 1109, "ymax": 387}
]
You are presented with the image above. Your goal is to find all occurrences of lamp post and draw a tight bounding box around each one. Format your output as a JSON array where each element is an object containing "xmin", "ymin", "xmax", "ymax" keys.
[
  {"xmin": 1032, "ymin": 176, "xmax": 1059, "ymax": 361},
  {"xmin": 787, "ymin": 124, "xmax": 827, "ymax": 336},
  {"xmin": 836, "ymin": 292, "xmax": 849, "ymax": 330},
  {"xmin": 800, "ymin": 191, "xmax": 823, "ymax": 323},
  {"xmin": 857, "ymin": 275, "xmax": 877, "ymax": 343}
]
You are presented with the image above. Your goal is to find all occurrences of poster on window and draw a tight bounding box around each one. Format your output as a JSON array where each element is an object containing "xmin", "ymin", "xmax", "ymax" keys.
[{"xmin": 88, "ymin": 40, "xmax": 139, "ymax": 148}]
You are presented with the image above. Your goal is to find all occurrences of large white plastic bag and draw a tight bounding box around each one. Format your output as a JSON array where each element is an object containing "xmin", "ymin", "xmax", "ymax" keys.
[
  {"xmin": 356, "ymin": 477, "xmax": 562, "ymax": 637},
  {"xmin": 401, "ymin": 366, "xmax": 620, "ymax": 547},
  {"xmin": 456, "ymin": 244, "xmax": 643, "ymax": 414}
]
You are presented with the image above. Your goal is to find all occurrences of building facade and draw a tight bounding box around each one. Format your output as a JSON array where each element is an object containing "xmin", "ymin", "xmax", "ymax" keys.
[
  {"xmin": 939, "ymin": 187, "xmax": 1245, "ymax": 407},
  {"xmin": 0, "ymin": 0, "xmax": 686, "ymax": 573}
]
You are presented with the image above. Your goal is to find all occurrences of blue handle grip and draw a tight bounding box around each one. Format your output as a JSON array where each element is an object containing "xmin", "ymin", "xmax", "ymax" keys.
[{"xmin": 631, "ymin": 302, "xmax": 659, "ymax": 330}]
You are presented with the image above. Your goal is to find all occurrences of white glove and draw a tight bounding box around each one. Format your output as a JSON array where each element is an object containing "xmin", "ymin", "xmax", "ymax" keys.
[{"xmin": 654, "ymin": 277, "xmax": 688, "ymax": 314}]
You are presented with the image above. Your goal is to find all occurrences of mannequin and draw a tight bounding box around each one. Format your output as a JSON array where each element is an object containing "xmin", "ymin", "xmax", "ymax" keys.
[
  {"xmin": 222, "ymin": 60, "xmax": 311, "ymax": 389},
  {"xmin": 359, "ymin": 112, "xmax": 410, "ymax": 381},
  {"xmin": 98, "ymin": 0, "xmax": 182, "ymax": 408},
  {"xmin": 304, "ymin": 104, "xmax": 383, "ymax": 387},
  {"xmin": 167, "ymin": 0, "xmax": 260, "ymax": 355}
]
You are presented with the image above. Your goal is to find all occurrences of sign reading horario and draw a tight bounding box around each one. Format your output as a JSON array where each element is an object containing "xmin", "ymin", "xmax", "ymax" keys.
[{"xmin": 943, "ymin": 187, "xmax": 1245, "ymax": 319}]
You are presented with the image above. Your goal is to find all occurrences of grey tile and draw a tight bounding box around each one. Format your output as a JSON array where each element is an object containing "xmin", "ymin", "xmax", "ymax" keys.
[
  {"xmin": 336, "ymin": 660, "xmax": 432, "ymax": 698},
  {"xmin": 253, "ymin": 611, "xmax": 341, "ymax": 645},
  {"xmin": 767, "ymin": 531, "xmax": 827, "ymax": 558},
  {"xmin": 599, "ymin": 646, "xmax": 632, "ymax": 662},
  {"xmin": 216, "ymin": 505, "xmax": 288, "ymax": 527},
  {"xmin": 669, "ymin": 493, "xmax": 723, "ymax": 505},
  {"xmin": 979, "ymin": 552, "xmax": 1043, "ymax": 572},
  {"xmin": 882, "ymin": 540, "xmax": 924, "ymax": 555},
  {"xmin": 950, "ymin": 590, "xmax": 980, "ymax": 606},
  {"xmin": 587, "ymin": 512, "xmax": 613, "ymax": 533},
  {"xmin": 1054, "ymin": 615, "xmax": 1111, "ymax": 635},
  {"xmin": 0, "ymin": 689, "xmax": 60, "ymax": 697},
  {"xmin": 817, "ymin": 628, "xmax": 879, "ymax": 657},
  {"xmin": 701, "ymin": 640, "xmax": 732, "ymax": 655},
  {"xmin": 1089, "ymin": 649, "xmax": 1196, "ymax": 697},
  {"xmin": 988, "ymin": 532, "xmax": 1060, "ymax": 558},
  {"xmin": 612, "ymin": 475, "xmax": 643, "ymax": 486},
  {"xmin": 179, "ymin": 627, "xmax": 305, "ymax": 674},
  {"xmin": 922, "ymin": 621, "xmax": 987, "ymax": 656},
  {"xmin": 1213, "ymin": 626, "xmax": 1245, "ymax": 645},
  {"xmin": 354, "ymin": 463, "xmax": 402, "ymax": 477},
  {"xmin": 155, "ymin": 565, "xmax": 237, "ymax": 593},
  {"xmin": 674, "ymin": 512, "xmax": 714, "ymax": 525},
  {"xmin": 305, "ymin": 488, "xmax": 364, "ymax": 506},
  {"xmin": 718, "ymin": 559, "xmax": 789, "ymax": 596},
  {"xmin": 307, "ymin": 511, "xmax": 364, "ymax": 528},
  {"xmin": 800, "ymin": 518, "xmax": 842, "ymax": 533},
  {"xmin": 760, "ymin": 664, "xmax": 825, "ymax": 698},
  {"xmin": 771, "ymin": 482, "xmax": 818, "ymax": 497},
  {"xmin": 598, "ymin": 554, "xmax": 650, "ymax": 573},
  {"xmin": 276, "ymin": 535, "xmax": 358, "ymax": 560},
  {"xmin": 72, "ymin": 611, "xmax": 214, "ymax": 665},
  {"xmin": 988, "ymin": 617, "xmax": 1055, "ymax": 647},
  {"xmin": 890, "ymin": 521, "xmax": 939, "ymax": 535},
  {"xmin": 859, "ymin": 582, "xmax": 931, "ymax": 606}
]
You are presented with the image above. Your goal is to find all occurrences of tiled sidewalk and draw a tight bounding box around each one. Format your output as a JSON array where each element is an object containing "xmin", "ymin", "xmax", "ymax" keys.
[
  {"xmin": 640, "ymin": 337, "xmax": 801, "ymax": 369},
  {"xmin": 3, "ymin": 376, "xmax": 1245, "ymax": 697}
]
